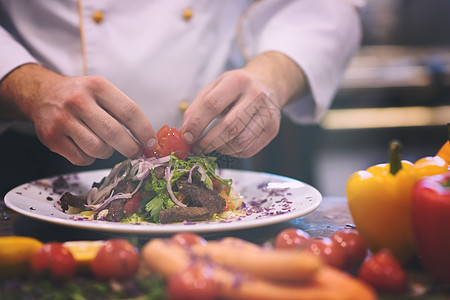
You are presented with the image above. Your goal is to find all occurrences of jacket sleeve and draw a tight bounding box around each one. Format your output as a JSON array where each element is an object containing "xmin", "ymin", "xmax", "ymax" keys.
[
  {"xmin": 0, "ymin": 25, "xmax": 38, "ymax": 82},
  {"xmin": 0, "ymin": 25, "xmax": 38, "ymax": 133},
  {"xmin": 236, "ymin": 0, "xmax": 365, "ymax": 123}
]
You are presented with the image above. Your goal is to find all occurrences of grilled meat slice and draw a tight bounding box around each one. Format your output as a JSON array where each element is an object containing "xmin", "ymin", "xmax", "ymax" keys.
[
  {"xmin": 159, "ymin": 206, "xmax": 212, "ymax": 224},
  {"xmin": 153, "ymin": 166, "xmax": 166, "ymax": 180},
  {"xmin": 60, "ymin": 192, "xmax": 87, "ymax": 211},
  {"xmin": 158, "ymin": 179, "xmax": 226, "ymax": 223},
  {"xmin": 105, "ymin": 199, "xmax": 126, "ymax": 222},
  {"xmin": 176, "ymin": 180, "xmax": 226, "ymax": 215}
]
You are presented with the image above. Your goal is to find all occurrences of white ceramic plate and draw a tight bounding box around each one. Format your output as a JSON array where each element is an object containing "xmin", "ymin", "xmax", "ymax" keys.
[{"xmin": 4, "ymin": 169, "xmax": 321, "ymax": 234}]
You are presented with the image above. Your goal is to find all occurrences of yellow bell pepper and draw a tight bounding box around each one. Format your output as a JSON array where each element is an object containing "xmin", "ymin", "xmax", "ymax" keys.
[
  {"xmin": 436, "ymin": 123, "xmax": 450, "ymax": 165},
  {"xmin": 0, "ymin": 236, "xmax": 43, "ymax": 277},
  {"xmin": 346, "ymin": 140, "xmax": 448, "ymax": 264}
]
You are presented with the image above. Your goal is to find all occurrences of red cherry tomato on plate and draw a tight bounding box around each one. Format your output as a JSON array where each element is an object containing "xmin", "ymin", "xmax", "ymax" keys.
[
  {"xmin": 124, "ymin": 191, "xmax": 142, "ymax": 217},
  {"xmin": 358, "ymin": 249, "xmax": 407, "ymax": 295},
  {"xmin": 91, "ymin": 239, "xmax": 139, "ymax": 281},
  {"xmin": 274, "ymin": 228, "xmax": 310, "ymax": 249},
  {"xmin": 330, "ymin": 230, "xmax": 367, "ymax": 268},
  {"xmin": 143, "ymin": 125, "xmax": 190, "ymax": 160},
  {"xmin": 31, "ymin": 242, "xmax": 76, "ymax": 279},
  {"xmin": 307, "ymin": 237, "xmax": 346, "ymax": 269},
  {"xmin": 167, "ymin": 265, "xmax": 217, "ymax": 300},
  {"xmin": 171, "ymin": 232, "xmax": 207, "ymax": 248}
]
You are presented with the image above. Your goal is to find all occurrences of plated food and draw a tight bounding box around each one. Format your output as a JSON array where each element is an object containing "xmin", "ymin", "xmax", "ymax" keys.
[
  {"xmin": 4, "ymin": 167, "xmax": 322, "ymax": 234},
  {"xmin": 59, "ymin": 153, "xmax": 242, "ymax": 224},
  {"xmin": 4, "ymin": 125, "xmax": 322, "ymax": 233},
  {"xmin": 60, "ymin": 125, "xmax": 241, "ymax": 224}
]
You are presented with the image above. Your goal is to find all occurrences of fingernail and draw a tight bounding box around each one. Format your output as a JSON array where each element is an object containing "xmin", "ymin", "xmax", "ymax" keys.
[
  {"xmin": 183, "ymin": 132, "xmax": 195, "ymax": 144},
  {"xmin": 147, "ymin": 138, "xmax": 157, "ymax": 149}
]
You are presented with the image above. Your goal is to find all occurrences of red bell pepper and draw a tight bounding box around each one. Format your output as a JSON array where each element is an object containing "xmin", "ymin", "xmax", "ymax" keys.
[{"xmin": 412, "ymin": 172, "xmax": 450, "ymax": 284}]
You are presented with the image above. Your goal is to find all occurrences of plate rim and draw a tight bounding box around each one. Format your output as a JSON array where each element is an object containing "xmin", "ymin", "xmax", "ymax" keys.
[{"xmin": 4, "ymin": 168, "xmax": 322, "ymax": 234}]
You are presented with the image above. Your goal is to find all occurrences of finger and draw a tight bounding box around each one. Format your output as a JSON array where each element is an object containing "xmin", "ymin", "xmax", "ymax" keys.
[
  {"xmin": 63, "ymin": 118, "xmax": 114, "ymax": 159},
  {"xmin": 229, "ymin": 101, "xmax": 281, "ymax": 158},
  {"xmin": 79, "ymin": 102, "xmax": 142, "ymax": 158},
  {"xmin": 193, "ymin": 92, "xmax": 280, "ymax": 155},
  {"xmin": 191, "ymin": 103, "xmax": 249, "ymax": 155},
  {"xmin": 181, "ymin": 74, "xmax": 241, "ymax": 144},
  {"xmin": 215, "ymin": 111, "xmax": 268, "ymax": 157},
  {"xmin": 53, "ymin": 136, "xmax": 96, "ymax": 166},
  {"xmin": 91, "ymin": 79, "xmax": 157, "ymax": 152},
  {"xmin": 219, "ymin": 112, "xmax": 278, "ymax": 158}
]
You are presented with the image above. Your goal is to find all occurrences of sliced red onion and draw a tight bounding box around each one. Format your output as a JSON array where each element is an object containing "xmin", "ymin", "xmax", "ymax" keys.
[
  {"xmin": 136, "ymin": 168, "xmax": 150, "ymax": 181},
  {"xmin": 99, "ymin": 160, "xmax": 130, "ymax": 190},
  {"xmin": 130, "ymin": 156, "xmax": 171, "ymax": 181},
  {"xmin": 197, "ymin": 166, "xmax": 207, "ymax": 182},
  {"xmin": 145, "ymin": 155, "xmax": 171, "ymax": 164},
  {"xmin": 92, "ymin": 177, "xmax": 120, "ymax": 204},
  {"xmin": 165, "ymin": 166, "xmax": 186, "ymax": 207},
  {"xmin": 135, "ymin": 162, "xmax": 151, "ymax": 180},
  {"xmin": 92, "ymin": 180, "xmax": 143, "ymax": 212},
  {"xmin": 164, "ymin": 166, "xmax": 170, "ymax": 181},
  {"xmin": 93, "ymin": 161, "xmax": 131, "ymax": 204},
  {"xmin": 188, "ymin": 165, "xmax": 199, "ymax": 183},
  {"xmin": 86, "ymin": 187, "xmax": 98, "ymax": 205},
  {"xmin": 129, "ymin": 159, "xmax": 143, "ymax": 177},
  {"xmin": 93, "ymin": 192, "xmax": 132, "ymax": 211}
]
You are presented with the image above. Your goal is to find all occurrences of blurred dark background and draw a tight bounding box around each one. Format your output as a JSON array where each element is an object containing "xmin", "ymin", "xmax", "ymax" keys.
[
  {"xmin": 251, "ymin": 0, "xmax": 450, "ymax": 195},
  {"xmin": 1, "ymin": 0, "xmax": 449, "ymax": 198}
]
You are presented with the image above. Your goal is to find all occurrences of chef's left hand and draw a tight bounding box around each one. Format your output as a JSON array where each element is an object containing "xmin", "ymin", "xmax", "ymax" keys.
[{"xmin": 181, "ymin": 51, "xmax": 307, "ymax": 158}]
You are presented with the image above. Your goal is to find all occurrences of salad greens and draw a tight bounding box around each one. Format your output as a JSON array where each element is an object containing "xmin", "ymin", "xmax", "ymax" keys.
[
  {"xmin": 78, "ymin": 153, "xmax": 233, "ymax": 223},
  {"xmin": 136, "ymin": 154, "xmax": 232, "ymax": 223},
  {"xmin": 0, "ymin": 274, "xmax": 167, "ymax": 300}
]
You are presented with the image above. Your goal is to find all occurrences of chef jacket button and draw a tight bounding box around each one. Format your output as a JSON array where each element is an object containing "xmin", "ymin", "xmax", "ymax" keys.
[
  {"xmin": 179, "ymin": 101, "xmax": 189, "ymax": 112},
  {"xmin": 182, "ymin": 8, "xmax": 193, "ymax": 21},
  {"xmin": 92, "ymin": 11, "xmax": 104, "ymax": 24}
]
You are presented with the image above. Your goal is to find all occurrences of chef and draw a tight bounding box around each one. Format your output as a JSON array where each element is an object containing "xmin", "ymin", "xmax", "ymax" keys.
[{"xmin": 0, "ymin": 0, "xmax": 364, "ymax": 167}]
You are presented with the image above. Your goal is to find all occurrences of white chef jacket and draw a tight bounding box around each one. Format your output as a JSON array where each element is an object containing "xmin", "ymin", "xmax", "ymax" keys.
[{"xmin": 0, "ymin": 0, "xmax": 364, "ymax": 134}]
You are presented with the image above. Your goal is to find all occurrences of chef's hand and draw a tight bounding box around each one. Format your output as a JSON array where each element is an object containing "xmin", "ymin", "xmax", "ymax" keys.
[
  {"xmin": 0, "ymin": 64, "xmax": 157, "ymax": 165},
  {"xmin": 181, "ymin": 51, "xmax": 308, "ymax": 158}
]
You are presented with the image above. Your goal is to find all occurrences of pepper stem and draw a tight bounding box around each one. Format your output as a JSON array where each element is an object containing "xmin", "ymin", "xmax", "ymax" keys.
[{"xmin": 389, "ymin": 140, "xmax": 403, "ymax": 175}]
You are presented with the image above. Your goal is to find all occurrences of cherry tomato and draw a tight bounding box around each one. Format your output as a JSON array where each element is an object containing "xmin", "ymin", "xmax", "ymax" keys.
[
  {"xmin": 91, "ymin": 239, "xmax": 139, "ymax": 281},
  {"xmin": 31, "ymin": 242, "xmax": 76, "ymax": 279},
  {"xmin": 358, "ymin": 249, "xmax": 407, "ymax": 294},
  {"xmin": 274, "ymin": 228, "xmax": 310, "ymax": 249},
  {"xmin": 143, "ymin": 125, "xmax": 190, "ymax": 160},
  {"xmin": 307, "ymin": 237, "xmax": 346, "ymax": 269},
  {"xmin": 124, "ymin": 191, "xmax": 142, "ymax": 217},
  {"xmin": 211, "ymin": 177, "xmax": 223, "ymax": 193},
  {"xmin": 330, "ymin": 230, "xmax": 367, "ymax": 268},
  {"xmin": 171, "ymin": 232, "xmax": 207, "ymax": 248},
  {"xmin": 167, "ymin": 265, "xmax": 217, "ymax": 300}
]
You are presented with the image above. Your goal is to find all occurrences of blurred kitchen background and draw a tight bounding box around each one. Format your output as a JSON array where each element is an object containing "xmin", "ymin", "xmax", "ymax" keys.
[
  {"xmin": 1, "ymin": 0, "xmax": 449, "ymax": 199},
  {"xmin": 248, "ymin": 0, "xmax": 450, "ymax": 196}
]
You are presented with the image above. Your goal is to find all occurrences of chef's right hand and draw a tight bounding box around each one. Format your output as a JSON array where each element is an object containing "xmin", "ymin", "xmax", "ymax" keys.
[{"xmin": 0, "ymin": 64, "xmax": 157, "ymax": 165}]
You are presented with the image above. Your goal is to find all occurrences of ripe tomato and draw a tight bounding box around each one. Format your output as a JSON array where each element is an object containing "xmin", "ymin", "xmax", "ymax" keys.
[
  {"xmin": 171, "ymin": 232, "xmax": 207, "ymax": 248},
  {"xmin": 124, "ymin": 191, "xmax": 142, "ymax": 217},
  {"xmin": 307, "ymin": 237, "xmax": 346, "ymax": 269},
  {"xmin": 274, "ymin": 228, "xmax": 310, "ymax": 249},
  {"xmin": 143, "ymin": 125, "xmax": 190, "ymax": 160},
  {"xmin": 358, "ymin": 249, "xmax": 407, "ymax": 294},
  {"xmin": 330, "ymin": 230, "xmax": 367, "ymax": 268},
  {"xmin": 167, "ymin": 265, "xmax": 217, "ymax": 300},
  {"xmin": 211, "ymin": 177, "xmax": 224, "ymax": 193},
  {"xmin": 31, "ymin": 242, "xmax": 76, "ymax": 279},
  {"xmin": 91, "ymin": 239, "xmax": 139, "ymax": 281}
]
